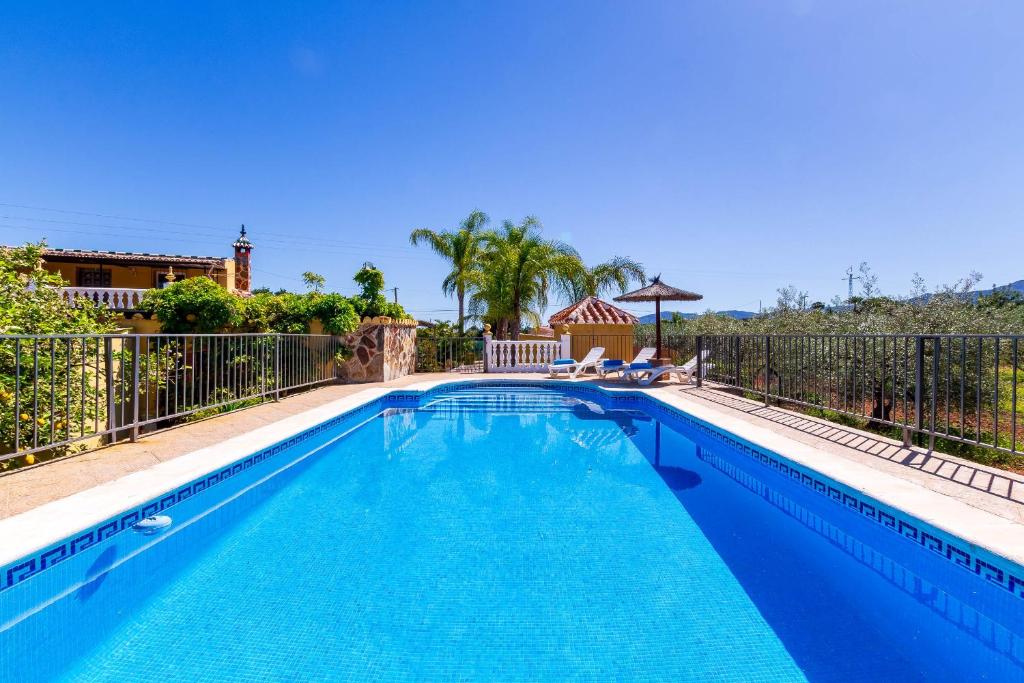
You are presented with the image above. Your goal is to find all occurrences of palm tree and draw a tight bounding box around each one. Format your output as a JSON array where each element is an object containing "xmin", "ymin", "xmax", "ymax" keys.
[
  {"xmin": 557, "ymin": 256, "xmax": 646, "ymax": 302},
  {"xmin": 471, "ymin": 217, "xmax": 583, "ymax": 339},
  {"xmin": 409, "ymin": 210, "xmax": 488, "ymax": 333}
]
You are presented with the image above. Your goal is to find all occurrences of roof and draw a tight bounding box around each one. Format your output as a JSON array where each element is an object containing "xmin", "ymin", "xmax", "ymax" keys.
[
  {"xmin": 548, "ymin": 296, "xmax": 639, "ymax": 326},
  {"xmin": 614, "ymin": 276, "xmax": 702, "ymax": 303},
  {"xmin": 34, "ymin": 248, "xmax": 228, "ymax": 269},
  {"xmin": 233, "ymin": 224, "xmax": 253, "ymax": 249}
]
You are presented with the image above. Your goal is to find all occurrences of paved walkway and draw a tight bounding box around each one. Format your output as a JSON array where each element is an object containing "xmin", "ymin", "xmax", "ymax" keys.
[{"xmin": 3, "ymin": 373, "xmax": 1024, "ymax": 526}]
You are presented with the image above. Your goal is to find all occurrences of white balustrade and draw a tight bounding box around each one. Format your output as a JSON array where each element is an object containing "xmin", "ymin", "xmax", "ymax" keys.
[
  {"xmin": 61, "ymin": 287, "xmax": 149, "ymax": 310},
  {"xmin": 483, "ymin": 336, "xmax": 569, "ymax": 372}
]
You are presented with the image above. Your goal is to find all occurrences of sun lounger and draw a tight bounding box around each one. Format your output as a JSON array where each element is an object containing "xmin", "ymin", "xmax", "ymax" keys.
[
  {"xmin": 636, "ymin": 350, "xmax": 713, "ymax": 386},
  {"xmin": 596, "ymin": 347, "xmax": 657, "ymax": 378},
  {"xmin": 548, "ymin": 347, "xmax": 605, "ymax": 379}
]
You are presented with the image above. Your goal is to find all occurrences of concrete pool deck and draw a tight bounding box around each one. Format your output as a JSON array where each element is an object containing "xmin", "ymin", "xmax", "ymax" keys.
[{"xmin": 2, "ymin": 372, "xmax": 1024, "ymax": 570}]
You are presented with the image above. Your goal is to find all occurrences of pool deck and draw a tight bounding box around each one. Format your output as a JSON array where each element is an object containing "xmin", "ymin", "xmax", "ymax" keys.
[{"xmin": 3, "ymin": 372, "xmax": 1024, "ymax": 570}]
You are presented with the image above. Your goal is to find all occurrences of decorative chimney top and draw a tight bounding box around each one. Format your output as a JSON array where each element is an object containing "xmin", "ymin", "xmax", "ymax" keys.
[
  {"xmin": 233, "ymin": 224, "xmax": 253, "ymax": 293},
  {"xmin": 233, "ymin": 224, "xmax": 253, "ymax": 249}
]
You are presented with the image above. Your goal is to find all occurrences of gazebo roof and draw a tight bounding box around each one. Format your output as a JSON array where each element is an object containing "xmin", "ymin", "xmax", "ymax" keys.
[
  {"xmin": 548, "ymin": 296, "xmax": 639, "ymax": 326},
  {"xmin": 614, "ymin": 276, "xmax": 702, "ymax": 303}
]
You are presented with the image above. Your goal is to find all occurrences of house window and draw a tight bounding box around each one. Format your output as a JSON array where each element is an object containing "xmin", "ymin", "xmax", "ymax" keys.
[{"xmin": 77, "ymin": 268, "xmax": 111, "ymax": 287}]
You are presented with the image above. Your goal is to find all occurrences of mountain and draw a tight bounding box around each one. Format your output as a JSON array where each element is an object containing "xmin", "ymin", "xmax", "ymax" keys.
[{"xmin": 638, "ymin": 310, "xmax": 757, "ymax": 323}]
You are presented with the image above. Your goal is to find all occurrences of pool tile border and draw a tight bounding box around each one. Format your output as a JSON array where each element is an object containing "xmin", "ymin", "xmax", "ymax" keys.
[
  {"xmin": 3, "ymin": 378, "xmax": 1023, "ymax": 603},
  {"xmin": 1, "ymin": 399, "xmax": 384, "ymax": 593},
  {"xmin": 410, "ymin": 380, "xmax": 1024, "ymax": 600}
]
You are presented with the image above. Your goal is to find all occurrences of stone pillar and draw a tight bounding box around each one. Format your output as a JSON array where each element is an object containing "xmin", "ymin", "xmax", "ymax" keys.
[
  {"xmin": 559, "ymin": 324, "xmax": 571, "ymax": 360},
  {"xmin": 337, "ymin": 318, "xmax": 417, "ymax": 383},
  {"xmin": 482, "ymin": 324, "xmax": 492, "ymax": 372}
]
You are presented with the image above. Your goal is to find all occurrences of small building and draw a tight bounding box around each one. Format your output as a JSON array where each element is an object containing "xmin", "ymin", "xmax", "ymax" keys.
[
  {"xmin": 18, "ymin": 226, "xmax": 254, "ymax": 313},
  {"xmin": 548, "ymin": 296, "xmax": 638, "ymax": 362}
]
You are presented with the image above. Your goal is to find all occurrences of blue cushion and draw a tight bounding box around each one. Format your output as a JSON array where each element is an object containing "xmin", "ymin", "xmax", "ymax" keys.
[
  {"xmin": 602, "ymin": 359, "xmax": 625, "ymax": 367},
  {"xmin": 552, "ymin": 358, "xmax": 575, "ymax": 366},
  {"xmin": 629, "ymin": 361, "xmax": 653, "ymax": 369}
]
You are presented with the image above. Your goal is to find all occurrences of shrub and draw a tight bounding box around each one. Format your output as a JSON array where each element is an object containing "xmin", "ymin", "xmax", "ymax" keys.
[
  {"xmin": 1, "ymin": 243, "xmax": 118, "ymax": 466},
  {"xmin": 142, "ymin": 277, "xmax": 242, "ymax": 333}
]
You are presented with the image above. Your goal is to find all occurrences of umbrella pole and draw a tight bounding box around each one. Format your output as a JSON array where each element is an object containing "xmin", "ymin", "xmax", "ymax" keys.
[{"xmin": 655, "ymin": 297, "xmax": 662, "ymax": 361}]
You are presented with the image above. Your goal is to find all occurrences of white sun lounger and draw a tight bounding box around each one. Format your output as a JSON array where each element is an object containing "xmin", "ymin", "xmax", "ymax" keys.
[
  {"xmin": 596, "ymin": 347, "xmax": 657, "ymax": 378},
  {"xmin": 636, "ymin": 350, "xmax": 713, "ymax": 386},
  {"xmin": 548, "ymin": 347, "xmax": 605, "ymax": 379}
]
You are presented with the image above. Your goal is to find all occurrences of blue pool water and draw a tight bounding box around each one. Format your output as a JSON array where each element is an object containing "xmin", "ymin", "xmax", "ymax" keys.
[{"xmin": 3, "ymin": 383, "xmax": 1024, "ymax": 681}]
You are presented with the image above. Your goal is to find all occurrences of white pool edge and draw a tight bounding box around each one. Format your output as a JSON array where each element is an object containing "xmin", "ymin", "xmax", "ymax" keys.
[{"xmin": 2, "ymin": 377, "xmax": 1023, "ymax": 574}]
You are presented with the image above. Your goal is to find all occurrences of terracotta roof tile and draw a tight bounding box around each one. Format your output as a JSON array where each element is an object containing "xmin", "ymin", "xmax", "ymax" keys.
[
  {"xmin": 548, "ymin": 296, "xmax": 639, "ymax": 326},
  {"xmin": 35, "ymin": 248, "xmax": 227, "ymax": 269}
]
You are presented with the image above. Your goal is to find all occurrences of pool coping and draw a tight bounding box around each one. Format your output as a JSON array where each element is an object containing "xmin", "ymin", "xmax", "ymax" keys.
[{"xmin": 3, "ymin": 377, "xmax": 1024, "ymax": 592}]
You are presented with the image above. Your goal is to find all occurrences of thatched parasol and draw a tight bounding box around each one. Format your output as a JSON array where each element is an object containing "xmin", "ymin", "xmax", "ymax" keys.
[{"xmin": 614, "ymin": 275, "xmax": 702, "ymax": 364}]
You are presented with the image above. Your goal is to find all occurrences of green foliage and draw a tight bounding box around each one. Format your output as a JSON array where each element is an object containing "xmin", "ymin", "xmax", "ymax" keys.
[
  {"xmin": 0, "ymin": 242, "xmax": 116, "ymax": 335},
  {"xmin": 142, "ymin": 277, "xmax": 242, "ymax": 333},
  {"xmin": 413, "ymin": 210, "xmax": 645, "ymax": 338},
  {"xmin": 307, "ymin": 293, "xmax": 360, "ymax": 334},
  {"xmin": 557, "ymin": 255, "xmax": 646, "ymax": 302},
  {"xmin": 239, "ymin": 291, "xmax": 359, "ymax": 335},
  {"xmin": 1, "ymin": 243, "xmax": 118, "ymax": 466},
  {"xmin": 415, "ymin": 320, "xmax": 482, "ymax": 372},
  {"xmin": 468, "ymin": 217, "xmax": 583, "ymax": 339},
  {"xmin": 352, "ymin": 263, "xmax": 408, "ymax": 320},
  {"xmin": 409, "ymin": 211, "xmax": 488, "ymax": 333},
  {"xmin": 302, "ymin": 271, "xmax": 326, "ymax": 293}
]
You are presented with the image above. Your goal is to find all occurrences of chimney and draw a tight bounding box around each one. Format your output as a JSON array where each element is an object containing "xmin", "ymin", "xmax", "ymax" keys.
[{"xmin": 233, "ymin": 224, "xmax": 253, "ymax": 292}]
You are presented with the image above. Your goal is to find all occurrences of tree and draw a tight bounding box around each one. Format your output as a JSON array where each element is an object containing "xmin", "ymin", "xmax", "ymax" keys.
[
  {"xmin": 302, "ymin": 271, "xmax": 326, "ymax": 293},
  {"xmin": 409, "ymin": 210, "xmax": 488, "ymax": 334},
  {"xmin": 352, "ymin": 263, "xmax": 407, "ymax": 320},
  {"xmin": 1, "ymin": 243, "xmax": 118, "ymax": 465},
  {"xmin": 470, "ymin": 217, "xmax": 582, "ymax": 339},
  {"xmin": 557, "ymin": 255, "xmax": 646, "ymax": 302}
]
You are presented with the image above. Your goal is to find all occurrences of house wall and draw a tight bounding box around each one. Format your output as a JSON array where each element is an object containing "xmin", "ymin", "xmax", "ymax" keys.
[
  {"xmin": 566, "ymin": 323, "xmax": 636, "ymax": 362},
  {"xmin": 46, "ymin": 262, "xmax": 230, "ymax": 290}
]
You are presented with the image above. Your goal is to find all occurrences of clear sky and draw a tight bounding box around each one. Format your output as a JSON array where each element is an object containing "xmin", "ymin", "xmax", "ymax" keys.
[{"xmin": 2, "ymin": 1, "xmax": 1022, "ymax": 320}]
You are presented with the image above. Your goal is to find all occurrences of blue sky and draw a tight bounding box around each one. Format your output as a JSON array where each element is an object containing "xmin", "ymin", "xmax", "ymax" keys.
[{"xmin": 1, "ymin": 1, "xmax": 1022, "ymax": 319}]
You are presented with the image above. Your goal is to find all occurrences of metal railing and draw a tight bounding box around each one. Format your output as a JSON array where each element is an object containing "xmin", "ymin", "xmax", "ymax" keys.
[
  {"xmin": 415, "ymin": 336, "xmax": 484, "ymax": 373},
  {"xmin": 0, "ymin": 333, "xmax": 348, "ymax": 465},
  {"xmin": 647, "ymin": 333, "xmax": 1024, "ymax": 456}
]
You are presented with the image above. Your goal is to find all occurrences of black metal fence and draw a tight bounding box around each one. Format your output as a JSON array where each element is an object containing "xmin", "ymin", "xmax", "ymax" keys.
[
  {"xmin": 0, "ymin": 333, "xmax": 348, "ymax": 465},
  {"xmin": 647, "ymin": 333, "xmax": 1024, "ymax": 456},
  {"xmin": 415, "ymin": 336, "xmax": 484, "ymax": 373}
]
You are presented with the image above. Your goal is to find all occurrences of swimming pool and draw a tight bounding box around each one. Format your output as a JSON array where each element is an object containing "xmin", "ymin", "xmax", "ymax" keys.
[{"xmin": 2, "ymin": 382, "xmax": 1023, "ymax": 681}]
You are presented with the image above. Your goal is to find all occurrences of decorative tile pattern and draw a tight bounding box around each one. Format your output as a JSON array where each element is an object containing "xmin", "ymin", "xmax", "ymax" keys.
[
  {"xmin": 398, "ymin": 380, "xmax": 1024, "ymax": 602},
  {"xmin": 697, "ymin": 447, "xmax": 1024, "ymax": 667},
  {"xmin": 5, "ymin": 378, "xmax": 1024, "ymax": 608},
  {"xmin": 0, "ymin": 400, "xmax": 384, "ymax": 593}
]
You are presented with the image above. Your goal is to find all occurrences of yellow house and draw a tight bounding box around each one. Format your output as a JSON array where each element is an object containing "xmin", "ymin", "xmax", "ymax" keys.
[
  {"xmin": 548, "ymin": 296, "xmax": 638, "ymax": 362},
  {"xmin": 23, "ymin": 226, "xmax": 253, "ymax": 312}
]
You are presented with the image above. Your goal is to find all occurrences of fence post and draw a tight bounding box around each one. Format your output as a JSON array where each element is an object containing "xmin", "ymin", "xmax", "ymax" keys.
[
  {"xmin": 695, "ymin": 335, "xmax": 704, "ymax": 388},
  {"xmin": 104, "ymin": 337, "xmax": 116, "ymax": 445},
  {"xmin": 734, "ymin": 335, "xmax": 742, "ymax": 388},
  {"xmin": 764, "ymin": 335, "xmax": 771, "ymax": 406},
  {"xmin": 482, "ymin": 325, "xmax": 492, "ymax": 373},
  {"xmin": 274, "ymin": 334, "xmax": 281, "ymax": 401},
  {"xmin": 930, "ymin": 336, "xmax": 940, "ymax": 451},
  {"xmin": 913, "ymin": 335, "xmax": 924, "ymax": 446},
  {"xmin": 559, "ymin": 325, "xmax": 571, "ymax": 360},
  {"xmin": 131, "ymin": 335, "xmax": 140, "ymax": 442}
]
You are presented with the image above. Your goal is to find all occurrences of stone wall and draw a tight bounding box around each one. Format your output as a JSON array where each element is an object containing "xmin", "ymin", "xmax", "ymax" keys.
[{"xmin": 337, "ymin": 318, "xmax": 417, "ymax": 383}]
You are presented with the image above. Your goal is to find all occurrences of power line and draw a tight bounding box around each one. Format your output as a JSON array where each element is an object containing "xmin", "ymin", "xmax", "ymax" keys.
[{"xmin": 0, "ymin": 201, "xmax": 430, "ymax": 255}]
